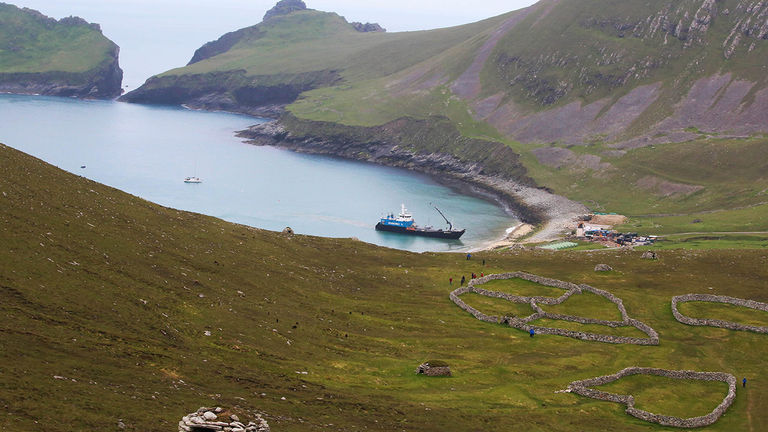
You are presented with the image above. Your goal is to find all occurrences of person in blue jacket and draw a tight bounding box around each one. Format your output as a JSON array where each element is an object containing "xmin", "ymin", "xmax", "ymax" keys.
[{"xmin": 529, "ymin": 328, "xmax": 535, "ymax": 338}]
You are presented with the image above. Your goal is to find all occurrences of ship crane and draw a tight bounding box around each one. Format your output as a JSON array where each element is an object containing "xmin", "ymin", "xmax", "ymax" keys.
[{"xmin": 433, "ymin": 205, "xmax": 454, "ymax": 231}]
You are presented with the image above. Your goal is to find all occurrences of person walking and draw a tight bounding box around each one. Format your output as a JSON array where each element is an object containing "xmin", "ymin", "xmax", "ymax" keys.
[
  {"xmin": 449, "ymin": 277, "xmax": 453, "ymax": 285},
  {"xmin": 529, "ymin": 328, "xmax": 535, "ymax": 338},
  {"xmin": 460, "ymin": 275, "xmax": 466, "ymax": 286},
  {"xmin": 743, "ymin": 377, "xmax": 747, "ymax": 388},
  {"xmin": 466, "ymin": 253, "xmax": 471, "ymax": 260}
]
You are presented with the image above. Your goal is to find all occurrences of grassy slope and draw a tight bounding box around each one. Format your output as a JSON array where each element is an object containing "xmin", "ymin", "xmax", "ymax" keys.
[
  {"xmin": 134, "ymin": 2, "xmax": 768, "ymax": 234},
  {"xmin": 0, "ymin": 3, "xmax": 114, "ymax": 74},
  {"xmin": 161, "ymin": 10, "xmax": 508, "ymax": 83},
  {"xmin": 2, "ymin": 143, "xmax": 768, "ymax": 431}
]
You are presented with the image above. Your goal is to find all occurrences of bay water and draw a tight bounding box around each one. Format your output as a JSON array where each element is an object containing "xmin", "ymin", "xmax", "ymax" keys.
[{"xmin": 0, "ymin": 94, "xmax": 515, "ymax": 252}]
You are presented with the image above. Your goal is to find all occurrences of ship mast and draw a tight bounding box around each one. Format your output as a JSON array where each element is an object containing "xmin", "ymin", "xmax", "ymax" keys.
[{"xmin": 433, "ymin": 206, "xmax": 453, "ymax": 231}]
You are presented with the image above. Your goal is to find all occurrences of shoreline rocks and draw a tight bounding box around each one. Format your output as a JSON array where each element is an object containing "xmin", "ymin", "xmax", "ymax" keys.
[{"xmin": 238, "ymin": 117, "xmax": 589, "ymax": 243}]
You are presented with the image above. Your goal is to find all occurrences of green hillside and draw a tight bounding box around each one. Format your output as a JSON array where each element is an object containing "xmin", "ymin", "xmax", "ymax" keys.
[
  {"xmin": 0, "ymin": 3, "xmax": 122, "ymax": 98},
  {"xmin": 3, "ymin": 142, "xmax": 768, "ymax": 430},
  {"xmin": 123, "ymin": 0, "xmax": 768, "ymax": 233}
]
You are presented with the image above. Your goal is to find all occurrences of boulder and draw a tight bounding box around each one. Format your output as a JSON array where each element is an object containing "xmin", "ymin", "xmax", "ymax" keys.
[
  {"xmin": 202, "ymin": 411, "xmax": 217, "ymax": 421},
  {"xmin": 594, "ymin": 264, "xmax": 613, "ymax": 272},
  {"xmin": 641, "ymin": 251, "xmax": 658, "ymax": 260},
  {"xmin": 281, "ymin": 227, "xmax": 294, "ymax": 235}
]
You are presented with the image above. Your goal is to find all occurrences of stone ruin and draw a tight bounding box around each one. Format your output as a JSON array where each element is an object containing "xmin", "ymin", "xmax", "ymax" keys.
[
  {"xmin": 566, "ymin": 367, "xmax": 737, "ymax": 428},
  {"xmin": 178, "ymin": 407, "xmax": 269, "ymax": 432},
  {"xmin": 416, "ymin": 361, "xmax": 451, "ymax": 377},
  {"xmin": 449, "ymin": 272, "xmax": 659, "ymax": 345},
  {"xmin": 671, "ymin": 294, "xmax": 768, "ymax": 334},
  {"xmin": 594, "ymin": 263, "xmax": 613, "ymax": 272}
]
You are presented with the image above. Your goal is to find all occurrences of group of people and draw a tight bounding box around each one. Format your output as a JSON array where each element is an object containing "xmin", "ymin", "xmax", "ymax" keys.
[{"xmin": 448, "ymin": 254, "xmax": 487, "ymax": 287}]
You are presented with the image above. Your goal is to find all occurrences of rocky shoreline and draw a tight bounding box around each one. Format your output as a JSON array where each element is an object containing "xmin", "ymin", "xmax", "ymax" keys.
[
  {"xmin": 0, "ymin": 53, "xmax": 123, "ymax": 99},
  {"xmin": 237, "ymin": 118, "xmax": 588, "ymax": 245}
]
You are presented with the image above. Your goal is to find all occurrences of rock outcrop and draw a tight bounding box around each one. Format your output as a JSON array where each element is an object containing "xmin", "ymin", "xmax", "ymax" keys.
[
  {"xmin": 263, "ymin": 0, "xmax": 307, "ymax": 21},
  {"xmin": 351, "ymin": 22, "xmax": 385, "ymax": 32}
]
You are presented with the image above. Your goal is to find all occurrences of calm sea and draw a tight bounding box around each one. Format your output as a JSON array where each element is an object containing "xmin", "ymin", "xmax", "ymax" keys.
[{"xmin": 0, "ymin": 94, "xmax": 515, "ymax": 252}]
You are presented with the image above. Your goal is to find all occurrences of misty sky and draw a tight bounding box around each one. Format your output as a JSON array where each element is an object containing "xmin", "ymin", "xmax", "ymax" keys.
[{"xmin": 12, "ymin": 0, "xmax": 538, "ymax": 87}]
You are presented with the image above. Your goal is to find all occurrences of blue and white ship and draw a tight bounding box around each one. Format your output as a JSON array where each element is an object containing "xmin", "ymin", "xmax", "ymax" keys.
[{"xmin": 375, "ymin": 204, "xmax": 465, "ymax": 239}]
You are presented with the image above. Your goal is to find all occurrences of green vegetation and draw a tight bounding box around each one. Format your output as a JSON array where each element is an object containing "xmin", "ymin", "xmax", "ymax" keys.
[
  {"xmin": 461, "ymin": 293, "xmax": 535, "ymax": 318},
  {"xmin": 480, "ymin": 278, "xmax": 566, "ymax": 298},
  {"xmin": 679, "ymin": 301, "xmax": 768, "ymax": 328},
  {"xmin": 2, "ymin": 143, "xmax": 768, "ymax": 430},
  {"xmin": 597, "ymin": 374, "xmax": 730, "ymax": 419},
  {"xmin": 0, "ymin": 3, "xmax": 115, "ymax": 74},
  {"xmin": 541, "ymin": 292, "xmax": 624, "ymax": 321}
]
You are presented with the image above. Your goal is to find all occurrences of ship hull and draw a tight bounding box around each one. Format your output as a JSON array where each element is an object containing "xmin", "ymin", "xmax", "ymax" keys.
[{"xmin": 375, "ymin": 222, "xmax": 465, "ymax": 239}]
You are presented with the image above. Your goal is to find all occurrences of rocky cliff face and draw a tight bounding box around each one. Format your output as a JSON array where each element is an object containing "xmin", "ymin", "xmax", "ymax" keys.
[
  {"xmin": 120, "ymin": 69, "xmax": 341, "ymax": 117},
  {"xmin": 0, "ymin": 48, "xmax": 122, "ymax": 99},
  {"xmin": 455, "ymin": 0, "xmax": 768, "ymax": 147},
  {"xmin": 0, "ymin": 4, "xmax": 123, "ymax": 99}
]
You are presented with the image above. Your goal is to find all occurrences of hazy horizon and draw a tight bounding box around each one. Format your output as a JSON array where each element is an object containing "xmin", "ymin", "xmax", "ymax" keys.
[{"xmin": 11, "ymin": 0, "xmax": 538, "ymax": 88}]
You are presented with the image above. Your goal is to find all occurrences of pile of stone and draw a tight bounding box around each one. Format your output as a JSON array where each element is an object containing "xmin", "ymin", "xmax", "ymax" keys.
[
  {"xmin": 450, "ymin": 272, "xmax": 659, "ymax": 345},
  {"xmin": 178, "ymin": 407, "xmax": 270, "ymax": 432},
  {"xmin": 567, "ymin": 367, "xmax": 737, "ymax": 428},
  {"xmin": 671, "ymin": 294, "xmax": 768, "ymax": 334},
  {"xmin": 594, "ymin": 264, "xmax": 613, "ymax": 272},
  {"xmin": 416, "ymin": 361, "xmax": 451, "ymax": 377},
  {"xmin": 641, "ymin": 251, "xmax": 658, "ymax": 260}
]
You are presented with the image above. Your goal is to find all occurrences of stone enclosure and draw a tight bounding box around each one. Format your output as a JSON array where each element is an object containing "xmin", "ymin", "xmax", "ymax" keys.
[
  {"xmin": 450, "ymin": 272, "xmax": 659, "ymax": 345},
  {"xmin": 567, "ymin": 367, "xmax": 737, "ymax": 428},
  {"xmin": 671, "ymin": 294, "xmax": 768, "ymax": 334}
]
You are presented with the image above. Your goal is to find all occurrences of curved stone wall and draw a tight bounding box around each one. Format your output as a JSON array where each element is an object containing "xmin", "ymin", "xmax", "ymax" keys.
[
  {"xmin": 450, "ymin": 272, "xmax": 659, "ymax": 345},
  {"xmin": 568, "ymin": 367, "xmax": 737, "ymax": 428},
  {"xmin": 671, "ymin": 294, "xmax": 768, "ymax": 334}
]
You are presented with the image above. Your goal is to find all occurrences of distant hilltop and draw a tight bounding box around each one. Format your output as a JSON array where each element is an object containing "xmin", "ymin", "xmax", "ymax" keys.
[
  {"xmin": 263, "ymin": 0, "xmax": 308, "ymax": 21},
  {"xmin": 263, "ymin": 0, "xmax": 385, "ymax": 32},
  {"xmin": 0, "ymin": 3, "xmax": 122, "ymax": 98}
]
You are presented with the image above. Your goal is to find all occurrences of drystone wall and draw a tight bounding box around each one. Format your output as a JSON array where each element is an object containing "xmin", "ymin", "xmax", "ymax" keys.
[
  {"xmin": 671, "ymin": 294, "xmax": 768, "ymax": 334},
  {"xmin": 568, "ymin": 367, "xmax": 737, "ymax": 428},
  {"xmin": 450, "ymin": 272, "xmax": 659, "ymax": 345}
]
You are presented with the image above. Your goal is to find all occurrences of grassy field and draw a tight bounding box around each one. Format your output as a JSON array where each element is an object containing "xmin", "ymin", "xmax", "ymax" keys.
[
  {"xmin": 0, "ymin": 4, "xmax": 115, "ymax": 74},
  {"xmin": 2, "ymin": 143, "xmax": 768, "ymax": 431}
]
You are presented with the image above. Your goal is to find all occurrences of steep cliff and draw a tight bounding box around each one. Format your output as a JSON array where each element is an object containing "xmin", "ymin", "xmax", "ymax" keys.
[{"xmin": 0, "ymin": 3, "xmax": 123, "ymax": 98}]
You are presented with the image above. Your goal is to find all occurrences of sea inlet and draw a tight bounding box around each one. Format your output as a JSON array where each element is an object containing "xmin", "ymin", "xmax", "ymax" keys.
[{"xmin": 0, "ymin": 94, "xmax": 516, "ymax": 252}]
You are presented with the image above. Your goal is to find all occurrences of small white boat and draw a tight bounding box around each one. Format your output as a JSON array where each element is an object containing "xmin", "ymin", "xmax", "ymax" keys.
[{"xmin": 184, "ymin": 176, "xmax": 202, "ymax": 183}]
